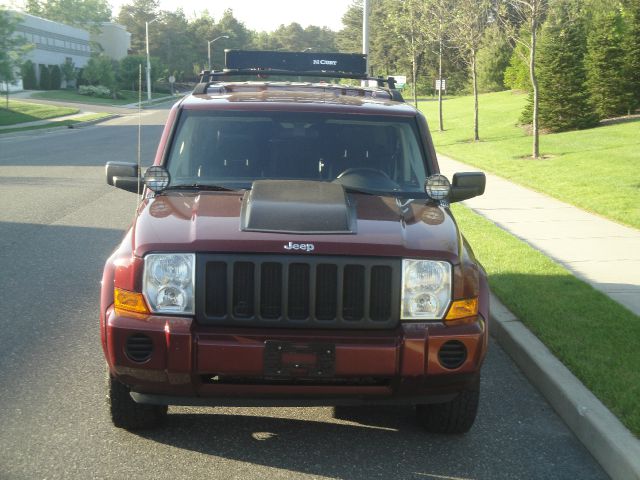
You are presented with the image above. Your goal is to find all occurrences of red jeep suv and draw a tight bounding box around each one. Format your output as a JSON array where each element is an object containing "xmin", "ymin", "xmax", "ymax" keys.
[{"xmin": 101, "ymin": 51, "xmax": 489, "ymax": 433}]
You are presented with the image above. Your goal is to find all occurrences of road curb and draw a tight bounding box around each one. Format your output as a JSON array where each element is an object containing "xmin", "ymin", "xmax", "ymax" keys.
[
  {"xmin": 67, "ymin": 114, "xmax": 119, "ymax": 128},
  {"xmin": 489, "ymin": 292, "xmax": 640, "ymax": 480}
]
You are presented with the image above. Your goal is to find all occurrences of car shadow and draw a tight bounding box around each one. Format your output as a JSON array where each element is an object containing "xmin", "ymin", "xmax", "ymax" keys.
[{"xmin": 136, "ymin": 407, "xmax": 474, "ymax": 480}]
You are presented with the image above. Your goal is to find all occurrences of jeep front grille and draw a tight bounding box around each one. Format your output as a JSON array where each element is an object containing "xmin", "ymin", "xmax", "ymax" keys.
[{"xmin": 196, "ymin": 255, "xmax": 401, "ymax": 329}]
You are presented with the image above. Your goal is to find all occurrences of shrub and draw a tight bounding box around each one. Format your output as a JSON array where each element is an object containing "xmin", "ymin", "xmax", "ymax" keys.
[
  {"xmin": 78, "ymin": 85, "xmax": 112, "ymax": 98},
  {"xmin": 39, "ymin": 64, "xmax": 50, "ymax": 90},
  {"xmin": 50, "ymin": 65, "xmax": 61, "ymax": 90}
]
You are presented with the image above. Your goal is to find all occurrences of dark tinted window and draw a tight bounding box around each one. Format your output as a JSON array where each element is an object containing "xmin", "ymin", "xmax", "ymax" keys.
[{"xmin": 166, "ymin": 110, "xmax": 428, "ymax": 193}]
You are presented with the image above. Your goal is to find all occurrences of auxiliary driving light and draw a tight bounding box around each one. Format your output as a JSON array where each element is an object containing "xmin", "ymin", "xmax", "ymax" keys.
[
  {"xmin": 144, "ymin": 166, "xmax": 170, "ymax": 192},
  {"xmin": 424, "ymin": 174, "xmax": 451, "ymax": 202}
]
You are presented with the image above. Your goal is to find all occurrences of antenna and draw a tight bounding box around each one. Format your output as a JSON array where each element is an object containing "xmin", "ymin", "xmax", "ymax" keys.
[{"xmin": 137, "ymin": 64, "xmax": 142, "ymax": 200}]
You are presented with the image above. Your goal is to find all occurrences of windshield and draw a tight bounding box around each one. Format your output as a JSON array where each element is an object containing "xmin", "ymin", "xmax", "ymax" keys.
[{"xmin": 166, "ymin": 110, "xmax": 430, "ymax": 195}]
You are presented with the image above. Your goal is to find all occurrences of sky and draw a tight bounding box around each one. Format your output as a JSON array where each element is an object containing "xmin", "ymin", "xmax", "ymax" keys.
[
  {"xmin": 155, "ymin": 0, "xmax": 352, "ymax": 32},
  {"xmin": 123, "ymin": 0, "xmax": 351, "ymax": 32},
  {"xmin": 3, "ymin": 0, "xmax": 352, "ymax": 32}
]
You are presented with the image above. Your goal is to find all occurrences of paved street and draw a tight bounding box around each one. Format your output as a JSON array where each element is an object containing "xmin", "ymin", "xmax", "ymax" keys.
[{"xmin": 0, "ymin": 106, "xmax": 608, "ymax": 479}]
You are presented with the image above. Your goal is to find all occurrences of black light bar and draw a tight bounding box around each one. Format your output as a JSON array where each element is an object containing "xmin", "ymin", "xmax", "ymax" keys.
[{"xmin": 224, "ymin": 50, "xmax": 367, "ymax": 76}]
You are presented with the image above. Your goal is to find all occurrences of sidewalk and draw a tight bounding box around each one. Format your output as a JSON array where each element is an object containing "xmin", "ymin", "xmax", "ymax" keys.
[{"xmin": 437, "ymin": 153, "xmax": 640, "ymax": 317}]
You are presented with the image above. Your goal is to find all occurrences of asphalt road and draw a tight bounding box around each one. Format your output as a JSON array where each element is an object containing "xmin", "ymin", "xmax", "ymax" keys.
[{"xmin": 0, "ymin": 106, "xmax": 608, "ymax": 480}]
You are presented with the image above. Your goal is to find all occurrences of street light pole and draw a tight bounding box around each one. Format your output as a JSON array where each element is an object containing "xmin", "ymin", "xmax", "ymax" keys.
[
  {"xmin": 145, "ymin": 18, "xmax": 158, "ymax": 101},
  {"xmin": 207, "ymin": 35, "xmax": 229, "ymax": 71},
  {"xmin": 362, "ymin": 0, "xmax": 370, "ymax": 76}
]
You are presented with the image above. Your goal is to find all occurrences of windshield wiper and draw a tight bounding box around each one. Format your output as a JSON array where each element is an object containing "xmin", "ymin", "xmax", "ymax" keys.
[
  {"xmin": 342, "ymin": 185, "xmax": 428, "ymax": 199},
  {"xmin": 163, "ymin": 183, "xmax": 239, "ymax": 192}
]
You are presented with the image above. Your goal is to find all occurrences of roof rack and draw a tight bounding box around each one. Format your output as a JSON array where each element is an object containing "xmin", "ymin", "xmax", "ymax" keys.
[{"xmin": 193, "ymin": 50, "xmax": 403, "ymax": 101}]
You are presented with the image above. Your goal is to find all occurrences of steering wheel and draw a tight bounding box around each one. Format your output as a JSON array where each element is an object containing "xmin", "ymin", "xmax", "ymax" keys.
[
  {"xmin": 334, "ymin": 168, "xmax": 399, "ymax": 190},
  {"xmin": 336, "ymin": 167, "xmax": 392, "ymax": 181}
]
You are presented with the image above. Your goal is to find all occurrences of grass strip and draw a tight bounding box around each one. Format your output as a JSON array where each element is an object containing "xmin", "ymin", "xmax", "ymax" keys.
[
  {"xmin": 452, "ymin": 203, "xmax": 640, "ymax": 437},
  {"xmin": 31, "ymin": 90, "xmax": 170, "ymax": 105},
  {"xmin": 0, "ymin": 100, "xmax": 79, "ymax": 126},
  {"xmin": 0, "ymin": 112, "xmax": 112, "ymax": 134},
  {"xmin": 421, "ymin": 91, "xmax": 640, "ymax": 229}
]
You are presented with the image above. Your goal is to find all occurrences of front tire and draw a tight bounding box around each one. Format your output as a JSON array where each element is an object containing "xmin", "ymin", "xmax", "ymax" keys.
[
  {"xmin": 416, "ymin": 378, "xmax": 480, "ymax": 434},
  {"xmin": 107, "ymin": 374, "xmax": 167, "ymax": 430}
]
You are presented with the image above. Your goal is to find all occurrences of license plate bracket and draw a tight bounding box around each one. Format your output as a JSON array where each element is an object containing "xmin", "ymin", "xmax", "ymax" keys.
[{"xmin": 264, "ymin": 341, "xmax": 335, "ymax": 378}]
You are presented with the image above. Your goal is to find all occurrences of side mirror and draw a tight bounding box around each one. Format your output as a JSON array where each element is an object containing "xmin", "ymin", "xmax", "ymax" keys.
[
  {"xmin": 449, "ymin": 172, "xmax": 486, "ymax": 203},
  {"xmin": 106, "ymin": 161, "xmax": 140, "ymax": 193}
]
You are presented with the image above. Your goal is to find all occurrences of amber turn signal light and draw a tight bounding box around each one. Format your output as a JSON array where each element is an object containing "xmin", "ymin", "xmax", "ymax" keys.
[
  {"xmin": 114, "ymin": 288, "xmax": 150, "ymax": 314},
  {"xmin": 445, "ymin": 297, "xmax": 478, "ymax": 321}
]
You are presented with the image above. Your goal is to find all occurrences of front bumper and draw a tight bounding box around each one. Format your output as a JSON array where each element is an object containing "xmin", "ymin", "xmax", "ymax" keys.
[{"xmin": 104, "ymin": 306, "xmax": 487, "ymax": 406}]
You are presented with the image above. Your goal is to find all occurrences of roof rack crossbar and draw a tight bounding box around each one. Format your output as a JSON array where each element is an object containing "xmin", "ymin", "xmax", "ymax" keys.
[{"xmin": 196, "ymin": 70, "xmax": 397, "ymax": 89}]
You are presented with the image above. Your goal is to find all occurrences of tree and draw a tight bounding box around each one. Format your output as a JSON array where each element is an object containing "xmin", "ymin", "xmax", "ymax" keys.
[
  {"xmin": 25, "ymin": 0, "xmax": 111, "ymax": 30},
  {"xmin": 336, "ymin": 0, "xmax": 404, "ymax": 77},
  {"xmin": 423, "ymin": 0, "xmax": 454, "ymax": 131},
  {"xmin": 450, "ymin": 0, "xmax": 491, "ymax": 141},
  {"xmin": 83, "ymin": 55, "xmax": 117, "ymax": 98},
  {"xmin": 21, "ymin": 60, "xmax": 37, "ymax": 89},
  {"xmin": 0, "ymin": 9, "xmax": 31, "ymax": 107},
  {"xmin": 39, "ymin": 64, "xmax": 51, "ymax": 89},
  {"xmin": 585, "ymin": 7, "xmax": 632, "ymax": 118},
  {"xmin": 119, "ymin": 55, "xmax": 145, "ymax": 91},
  {"xmin": 154, "ymin": 9, "xmax": 194, "ymax": 78},
  {"xmin": 498, "ymin": 0, "xmax": 548, "ymax": 157},
  {"xmin": 117, "ymin": 0, "xmax": 160, "ymax": 55},
  {"xmin": 392, "ymin": 0, "xmax": 430, "ymax": 107},
  {"xmin": 622, "ymin": 1, "xmax": 640, "ymax": 111},
  {"xmin": 477, "ymin": 23, "xmax": 513, "ymax": 92},
  {"xmin": 50, "ymin": 64, "xmax": 61, "ymax": 89},
  {"xmin": 532, "ymin": 0, "xmax": 597, "ymax": 132},
  {"xmin": 503, "ymin": 38, "xmax": 531, "ymax": 91},
  {"xmin": 60, "ymin": 59, "xmax": 76, "ymax": 87}
]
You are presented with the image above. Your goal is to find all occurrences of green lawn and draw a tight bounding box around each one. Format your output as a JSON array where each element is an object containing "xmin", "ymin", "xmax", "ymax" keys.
[
  {"xmin": 0, "ymin": 112, "xmax": 113, "ymax": 134},
  {"xmin": 421, "ymin": 91, "xmax": 640, "ymax": 229},
  {"xmin": 31, "ymin": 89, "xmax": 170, "ymax": 105},
  {"xmin": 452, "ymin": 203, "xmax": 640, "ymax": 437},
  {"xmin": 0, "ymin": 100, "xmax": 79, "ymax": 126}
]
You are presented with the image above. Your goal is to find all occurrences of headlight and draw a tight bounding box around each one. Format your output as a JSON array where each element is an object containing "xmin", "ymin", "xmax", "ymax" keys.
[
  {"xmin": 143, "ymin": 253, "xmax": 195, "ymax": 314},
  {"xmin": 401, "ymin": 259, "xmax": 451, "ymax": 320}
]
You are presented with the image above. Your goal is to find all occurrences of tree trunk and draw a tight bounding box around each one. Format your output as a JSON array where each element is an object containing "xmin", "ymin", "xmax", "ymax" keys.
[
  {"xmin": 438, "ymin": 34, "xmax": 444, "ymax": 131},
  {"xmin": 412, "ymin": 49, "xmax": 418, "ymax": 108},
  {"xmin": 530, "ymin": 13, "xmax": 540, "ymax": 158},
  {"xmin": 472, "ymin": 50, "xmax": 479, "ymax": 142}
]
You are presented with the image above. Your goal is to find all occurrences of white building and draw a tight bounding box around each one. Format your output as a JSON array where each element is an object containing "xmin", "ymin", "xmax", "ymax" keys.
[
  {"xmin": 3, "ymin": 11, "xmax": 130, "ymax": 92},
  {"xmin": 92, "ymin": 22, "xmax": 131, "ymax": 61}
]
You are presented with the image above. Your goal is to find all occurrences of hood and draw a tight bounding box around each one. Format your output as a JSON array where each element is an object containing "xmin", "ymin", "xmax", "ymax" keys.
[{"xmin": 132, "ymin": 190, "xmax": 462, "ymax": 263}]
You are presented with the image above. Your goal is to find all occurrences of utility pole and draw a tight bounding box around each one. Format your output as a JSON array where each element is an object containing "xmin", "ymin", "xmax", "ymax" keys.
[
  {"xmin": 145, "ymin": 19, "xmax": 158, "ymax": 102},
  {"xmin": 362, "ymin": 0, "xmax": 370, "ymax": 77}
]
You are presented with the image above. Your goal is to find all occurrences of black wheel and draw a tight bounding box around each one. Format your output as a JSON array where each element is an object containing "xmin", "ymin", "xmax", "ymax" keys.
[
  {"xmin": 107, "ymin": 373, "xmax": 167, "ymax": 430},
  {"xmin": 416, "ymin": 378, "xmax": 480, "ymax": 434}
]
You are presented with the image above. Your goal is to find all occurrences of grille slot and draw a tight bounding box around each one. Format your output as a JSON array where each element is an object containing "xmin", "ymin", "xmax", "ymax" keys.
[
  {"xmin": 288, "ymin": 263, "xmax": 310, "ymax": 319},
  {"xmin": 370, "ymin": 265, "xmax": 392, "ymax": 321},
  {"xmin": 199, "ymin": 255, "xmax": 400, "ymax": 329},
  {"xmin": 260, "ymin": 262, "xmax": 282, "ymax": 318},
  {"xmin": 316, "ymin": 264, "xmax": 338, "ymax": 320},
  {"xmin": 438, "ymin": 340, "xmax": 467, "ymax": 369},
  {"xmin": 125, "ymin": 333, "xmax": 153, "ymax": 362}
]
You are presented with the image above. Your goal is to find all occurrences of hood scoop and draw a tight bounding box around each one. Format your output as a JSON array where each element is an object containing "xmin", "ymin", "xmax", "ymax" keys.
[{"xmin": 241, "ymin": 180, "xmax": 356, "ymax": 234}]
